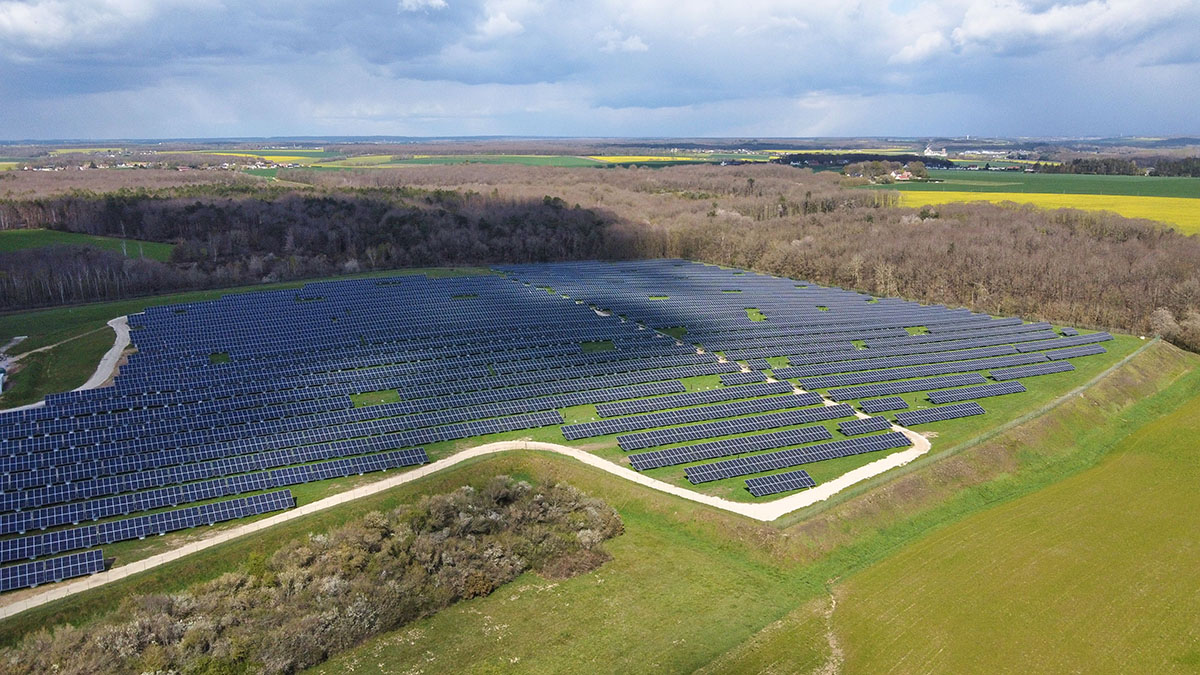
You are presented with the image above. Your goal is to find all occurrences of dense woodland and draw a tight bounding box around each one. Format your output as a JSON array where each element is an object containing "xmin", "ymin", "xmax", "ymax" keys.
[
  {"xmin": 4, "ymin": 163, "xmax": 1200, "ymax": 351},
  {"xmin": 0, "ymin": 476, "xmax": 623, "ymax": 675},
  {"xmin": 0, "ymin": 190, "xmax": 618, "ymax": 308},
  {"xmin": 1034, "ymin": 158, "xmax": 1143, "ymax": 175}
]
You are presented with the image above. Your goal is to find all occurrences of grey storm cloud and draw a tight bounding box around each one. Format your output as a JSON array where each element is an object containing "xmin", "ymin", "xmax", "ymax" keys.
[{"xmin": 0, "ymin": 0, "xmax": 1197, "ymax": 138}]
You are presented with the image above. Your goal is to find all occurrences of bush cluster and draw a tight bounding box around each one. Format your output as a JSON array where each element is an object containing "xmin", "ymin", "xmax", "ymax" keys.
[{"xmin": 0, "ymin": 476, "xmax": 622, "ymax": 674}]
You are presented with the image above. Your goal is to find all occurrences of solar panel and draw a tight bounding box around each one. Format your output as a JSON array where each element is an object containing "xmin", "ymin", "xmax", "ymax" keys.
[
  {"xmin": 927, "ymin": 381, "xmax": 1026, "ymax": 404},
  {"xmin": 990, "ymin": 361, "xmax": 1074, "ymax": 381},
  {"xmin": 0, "ymin": 549, "xmax": 104, "ymax": 593},
  {"xmin": 618, "ymin": 404, "xmax": 855, "ymax": 451},
  {"xmin": 826, "ymin": 373, "xmax": 987, "ymax": 401},
  {"xmin": 894, "ymin": 402, "xmax": 986, "ymax": 426},
  {"xmin": 858, "ymin": 397, "xmax": 909, "ymax": 414},
  {"xmin": 838, "ymin": 416, "xmax": 893, "ymax": 436},
  {"xmin": 1060, "ymin": 327, "xmax": 1079, "ymax": 336},
  {"xmin": 720, "ymin": 371, "xmax": 768, "ymax": 386},
  {"xmin": 628, "ymin": 424, "xmax": 833, "ymax": 470},
  {"xmin": 563, "ymin": 393, "xmax": 821, "ymax": 440},
  {"xmin": 594, "ymin": 380, "xmax": 793, "ymax": 417},
  {"xmin": 745, "ymin": 469, "xmax": 817, "ymax": 497},
  {"xmin": 685, "ymin": 432, "xmax": 912, "ymax": 483},
  {"xmin": 1044, "ymin": 344, "xmax": 1107, "ymax": 360}
]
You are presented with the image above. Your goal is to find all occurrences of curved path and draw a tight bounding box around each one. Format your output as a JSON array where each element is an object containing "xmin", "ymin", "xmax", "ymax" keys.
[
  {"xmin": 0, "ymin": 433, "xmax": 930, "ymax": 620},
  {"xmin": 0, "ymin": 316, "xmax": 130, "ymax": 414}
]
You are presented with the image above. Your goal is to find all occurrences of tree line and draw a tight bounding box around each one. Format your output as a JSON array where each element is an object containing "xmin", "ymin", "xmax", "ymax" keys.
[{"xmin": 0, "ymin": 189, "xmax": 620, "ymax": 310}]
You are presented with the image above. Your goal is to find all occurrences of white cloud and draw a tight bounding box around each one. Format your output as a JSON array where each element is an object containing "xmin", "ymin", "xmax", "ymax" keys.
[
  {"xmin": 892, "ymin": 30, "xmax": 950, "ymax": 63},
  {"xmin": 477, "ymin": 11, "xmax": 523, "ymax": 38},
  {"xmin": 597, "ymin": 28, "xmax": 648, "ymax": 53},
  {"xmin": 0, "ymin": 0, "xmax": 163, "ymax": 48},
  {"xmin": 398, "ymin": 0, "xmax": 447, "ymax": 12}
]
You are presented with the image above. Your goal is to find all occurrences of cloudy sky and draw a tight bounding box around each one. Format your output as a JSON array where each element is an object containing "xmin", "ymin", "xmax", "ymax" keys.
[{"xmin": 1, "ymin": 0, "xmax": 1198, "ymax": 139}]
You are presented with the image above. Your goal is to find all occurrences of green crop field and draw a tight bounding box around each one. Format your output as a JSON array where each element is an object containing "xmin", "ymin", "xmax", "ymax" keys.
[
  {"xmin": 887, "ymin": 169, "xmax": 1200, "ymax": 198},
  {"xmin": 832, "ymin": 364, "xmax": 1200, "ymax": 673},
  {"xmin": 384, "ymin": 154, "xmax": 606, "ymax": 167},
  {"xmin": 0, "ymin": 229, "xmax": 175, "ymax": 262}
]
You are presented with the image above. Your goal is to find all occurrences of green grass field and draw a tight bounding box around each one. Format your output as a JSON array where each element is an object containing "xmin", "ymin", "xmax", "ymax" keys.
[
  {"xmin": 833, "ymin": 364, "xmax": 1200, "ymax": 673},
  {"xmin": 384, "ymin": 154, "xmax": 605, "ymax": 167},
  {"xmin": 0, "ymin": 229, "xmax": 175, "ymax": 262}
]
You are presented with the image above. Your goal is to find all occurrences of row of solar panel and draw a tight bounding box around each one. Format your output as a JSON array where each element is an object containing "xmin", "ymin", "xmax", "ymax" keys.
[
  {"xmin": 894, "ymin": 402, "xmax": 987, "ymax": 426},
  {"xmin": 0, "ymin": 491, "xmax": 294, "ymax": 566},
  {"xmin": 719, "ymin": 371, "xmax": 768, "ymax": 386},
  {"xmin": 772, "ymin": 344, "xmax": 1017, "ymax": 379},
  {"xmin": 618, "ymin": 404, "xmax": 857, "ymax": 452},
  {"xmin": 595, "ymin": 381, "xmax": 793, "ymax": 418},
  {"xmin": 796, "ymin": 352, "xmax": 1048, "ymax": 390},
  {"xmin": 628, "ymin": 423, "xmax": 835, "ymax": 471},
  {"xmin": 857, "ymin": 397, "xmax": 910, "ymax": 414},
  {"xmin": 837, "ymin": 416, "xmax": 893, "ymax": 436},
  {"xmin": 745, "ymin": 469, "xmax": 816, "ymax": 497},
  {"xmin": 0, "ymin": 549, "xmax": 104, "ymax": 593},
  {"xmin": 562, "ymin": 393, "xmax": 822, "ymax": 440},
  {"xmin": 4, "ymin": 384, "xmax": 685, "ymax": 492},
  {"xmin": 827, "ymin": 373, "xmax": 988, "ymax": 401},
  {"xmin": 685, "ymin": 432, "xmax": 913, "ymax": 484},
  {"xmin": 0, "ymin": 449, "xmax": 426, "ymax": 536},
  {"xmin": 3, "ymin": 410, "xmax": 558, "ymax": 473},
  {"xmin": 927, "ymin": 381, "xmax": 1026, "ymax": 404}
]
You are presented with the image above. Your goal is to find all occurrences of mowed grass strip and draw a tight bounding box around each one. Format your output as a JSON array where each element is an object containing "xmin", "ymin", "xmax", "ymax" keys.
[
  {"xmin": 0, "ymin": 229, "xmax": 175, "ymax": 262},
  {"xmin": 832, "ymin": 370, "xmax": 1200, "ymax": 673}
]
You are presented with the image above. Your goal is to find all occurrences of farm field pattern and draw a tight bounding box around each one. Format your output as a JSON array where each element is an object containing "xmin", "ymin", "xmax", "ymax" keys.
[{"xmin": 888, "ymin": 169, "xmax": 1200, "ymax": 231}]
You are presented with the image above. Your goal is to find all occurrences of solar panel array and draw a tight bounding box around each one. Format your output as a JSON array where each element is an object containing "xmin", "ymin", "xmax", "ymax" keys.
[
  {"xmin": 685, "ymin": 432, "xmax": 913, "ymax": 483},
  {"xmin": 858, "ymin": 397, "xmax": 909, "ymax": 414},
  {"xmin": 617, "ymin": 404, "xmax": 854, "ymax": 451},
  {"xmin": 927, "ymin": 381, "xmax": 1026, "ymax": 404},
  {"xmin": 628, "ymin": 424, "xmax": 834, "ymax": 470},
  {"xmin": 562, "ymin": 393, "xmax": 822, "ymax": 440},
  {"xmin": 745, "ymin": 470, "xmax": 816, "ymax": 497},
  {"xmin": 720, "ymin": 371, "xmax": 768, "ymax": 386},
  {"xmin": 838, "ymin": 416, "xmax": 893, "ymax": 436},
  {"xmin": 826, "ymin": 374, "xmax": 988, "ymax": 402},
  {"xmin": 0, "ymin": 256, "xmax": 1111, "ymax": 570},
  {"xmin": 990, "ymin": 361, "xmax": 1075, "ymax": 381},
  {"xmin": 0, "ymin": 549, "xmax": 104, "ymax": 593},
  {"xmin": 595, "ymin": 381, "xmax": 793, "ymax": 417},
  {"xmin": 894, "ymin": 402, "xmax": 987, "ymax": 426},
  {"xmin": 490, "ymin": 260, "xmax": 1108, "ymax": 497},
  {"xmin": 0, "ymin": 491, "xmax": 294, "ymax": 565}
]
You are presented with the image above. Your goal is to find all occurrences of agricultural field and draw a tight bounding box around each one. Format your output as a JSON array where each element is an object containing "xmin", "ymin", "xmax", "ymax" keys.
[
  {"xmin": 0, "ymin": 229, "xmax": 175, "ymax": 262},
  {"xmin": 833, "ymin": 364, "xmax": 1200, "ymax": 673},
  {"xmin": 899, "ymin": 169, "xmax": 1200, "ymax": 198},
  {"xmin": 883, "ymin": 169, "xmax": 1200, "ymax": 231}
]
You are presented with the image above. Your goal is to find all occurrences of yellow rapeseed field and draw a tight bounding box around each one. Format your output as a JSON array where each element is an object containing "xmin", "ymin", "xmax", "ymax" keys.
[
  {"xmin": 205, "ymin": 152, "xmax": 314, "ymax": 163},
  {"xmin": 587, "ymin": 155, "xmax": 705, "ymax": 163},
  {"xmin": 898, "ymin": 191, "xmax": 1200, "ymax": 234}
]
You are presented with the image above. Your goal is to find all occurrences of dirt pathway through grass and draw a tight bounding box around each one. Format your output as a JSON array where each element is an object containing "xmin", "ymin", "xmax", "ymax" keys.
[{"xmin": 0, "ymin": 316, "xmax": 129, "ymax": 414}]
